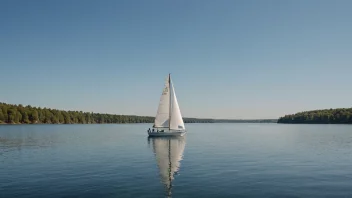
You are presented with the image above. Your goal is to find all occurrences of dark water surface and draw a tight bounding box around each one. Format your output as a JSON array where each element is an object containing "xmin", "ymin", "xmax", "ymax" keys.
[{"xmin": 1, "ymin": 124, "xmax": 352, "ymax": 197}]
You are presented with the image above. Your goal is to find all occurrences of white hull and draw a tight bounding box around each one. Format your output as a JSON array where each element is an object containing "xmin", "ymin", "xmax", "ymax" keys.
[{"xmin": 148, "ymin": 131, "xmax": 186, "ymax": 137}]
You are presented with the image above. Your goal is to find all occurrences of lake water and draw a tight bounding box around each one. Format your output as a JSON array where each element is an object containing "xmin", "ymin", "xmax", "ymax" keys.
[{"xmin": 1, "ymin": 124, "xmax": 352, "ymax": 198}]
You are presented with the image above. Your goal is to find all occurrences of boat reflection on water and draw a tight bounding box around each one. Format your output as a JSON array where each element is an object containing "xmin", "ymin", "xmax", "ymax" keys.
[{"xmin": 148, "ymin": 136, "xmax": 186, "ymax": 197}]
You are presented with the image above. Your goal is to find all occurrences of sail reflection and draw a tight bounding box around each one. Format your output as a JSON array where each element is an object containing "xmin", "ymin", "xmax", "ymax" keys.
[{"xmin": 148, "ymin": 136, "xmax": 186, "ymax": 197}]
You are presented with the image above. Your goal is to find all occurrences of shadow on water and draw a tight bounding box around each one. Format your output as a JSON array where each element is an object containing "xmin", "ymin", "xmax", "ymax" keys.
[{"xmin": 147, "ymin": 136, "xmax": 186, "ymax": 198}]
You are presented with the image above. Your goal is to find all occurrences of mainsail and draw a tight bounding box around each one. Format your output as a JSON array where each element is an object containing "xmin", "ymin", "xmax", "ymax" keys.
[
  {"xmin": 154, "ymin": 74, "xmax": 185, "ymax": 131},
  {"xmin": 154, "ymin": 76, "xmax": 170, "ymax": 128}
]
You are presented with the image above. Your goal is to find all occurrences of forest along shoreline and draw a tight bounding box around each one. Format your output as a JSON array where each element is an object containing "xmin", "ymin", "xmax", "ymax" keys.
[
  {"xmin": 2, "ymin": 102, "xmax": 351, "ymax": 125},
  {"xmin": 278, "ymin": 108, "xmax": 352, "ymax": 124},
  {"xmin": 0, "ymin": 102, "xmax": 277, "ymax": 125}
]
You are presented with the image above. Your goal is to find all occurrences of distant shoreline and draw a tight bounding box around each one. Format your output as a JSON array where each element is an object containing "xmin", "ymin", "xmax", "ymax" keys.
[
  {"xmin": 0, "ymin": 120, "xmax": 278, "ymax": 125},
  {"xmin": 0, "ymin": 122, "xmax": 278, "ymax": 125},
  {"xmin": 0, "ymin": 102, "xmax": 277, "ymax": 125},
  {"xmin": 4, "ymin": 102, "xmax": 352, "ymax": 125},
  {"xmin": 278, "ymin": 108, "xmax": 352, "ymax": 124}
]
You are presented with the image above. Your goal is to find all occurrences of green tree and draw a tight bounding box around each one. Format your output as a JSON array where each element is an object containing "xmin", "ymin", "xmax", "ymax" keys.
[
  {"xmin": 15, "ymin": 111, "xmax": 22, "ymax": 123},
  {"xmin": 7, "ymin": 108, "xmax": 16, "ymax": 123},
  {"xmin": 22, "ymin": 112, "xmax": 30, "ymax": 124},
  {"xmin": 63, "ymin": 112, "xmax": 70, "ymax": 124},
  {"xmin": 38, "ymin": 110, "xmax": 45, "ymax": 123},
  {"xmin": 0, "ymin": 110, "xmax": 4, "ymax": 123},
  {"xmin": 85, "ymin": 113, "xmax": 91, "ymax": 124},
  {"xmin": 58, "ymin": 112, "xmax": 64, "ymax": 123},
  {"xmin": 30, "ymin": 110, "xmax": 39, "ymax": 123},
  {"xmin": 51, "ymin": 115, "xmax": 59, "ymax": 124},
  {"xmin": 2, "ymin": 106, "xmax": 8, "ymax": 123}
]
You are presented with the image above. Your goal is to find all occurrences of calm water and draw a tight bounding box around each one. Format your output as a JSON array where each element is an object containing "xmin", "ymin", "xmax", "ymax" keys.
[{"xmin": 1, "ymin": 124, "xmax": 352, "ymax": 198}]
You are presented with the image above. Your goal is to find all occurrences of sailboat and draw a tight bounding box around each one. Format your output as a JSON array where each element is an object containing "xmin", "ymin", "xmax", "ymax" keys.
[
  {"xmin": 148, "ymin": 74, "xmax": 186, "ymax": 137},
  {"xmin": 148, "ymin": 136, "xmax": 186, "ymax": 197}
]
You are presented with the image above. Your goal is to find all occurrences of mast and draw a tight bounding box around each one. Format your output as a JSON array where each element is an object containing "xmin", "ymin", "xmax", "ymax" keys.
[{"xmin": 168, "ymin": 73, "xmax": 171, "ymax": 130}]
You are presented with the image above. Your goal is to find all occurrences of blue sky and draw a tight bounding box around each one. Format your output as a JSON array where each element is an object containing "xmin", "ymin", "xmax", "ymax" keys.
[{"xmin": 0, "ymin": 0, "xmax": 351, "ymax": 119}]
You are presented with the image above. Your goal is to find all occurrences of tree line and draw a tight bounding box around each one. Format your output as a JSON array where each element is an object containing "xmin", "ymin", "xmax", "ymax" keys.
[
  {"xmin": 0, "ymin": 102, "xmax": 276, "ymax": 124},
  {"xmin": 277, "ymin": 108, "xmax": 352, "ymax": 124},
  {"xmin": 0, "ymin": 102, "xmax": 155, "ymax": 124}
]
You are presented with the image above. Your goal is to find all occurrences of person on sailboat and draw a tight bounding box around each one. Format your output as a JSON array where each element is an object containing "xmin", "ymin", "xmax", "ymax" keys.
[{"xmin": 148, "ymin": 128, "xmax": 151, "ymax": 133}]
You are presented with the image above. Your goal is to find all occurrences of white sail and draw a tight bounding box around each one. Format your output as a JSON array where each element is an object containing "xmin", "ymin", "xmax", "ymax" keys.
[
  {"xmin": 169, "ymin": 78, "xmax": 185, "ymax": 131},
  {"xmin": 154, "ymin": 76, "xmax": 170, "ymax": 128},
  {"xmin": 151, "ymin": 137, "xmax": 186, "ymax": 196}
]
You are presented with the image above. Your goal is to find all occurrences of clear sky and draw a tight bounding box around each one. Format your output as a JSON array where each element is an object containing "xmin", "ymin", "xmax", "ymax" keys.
[{"xmin": 0, "ymin": 0, "xmax": 351, "ymax": 119}]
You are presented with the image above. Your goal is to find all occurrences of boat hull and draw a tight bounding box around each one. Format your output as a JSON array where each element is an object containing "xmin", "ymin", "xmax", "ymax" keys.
[{"xmin": 148, "ymin": 131, "xmax": 186, "ymax": 137}]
